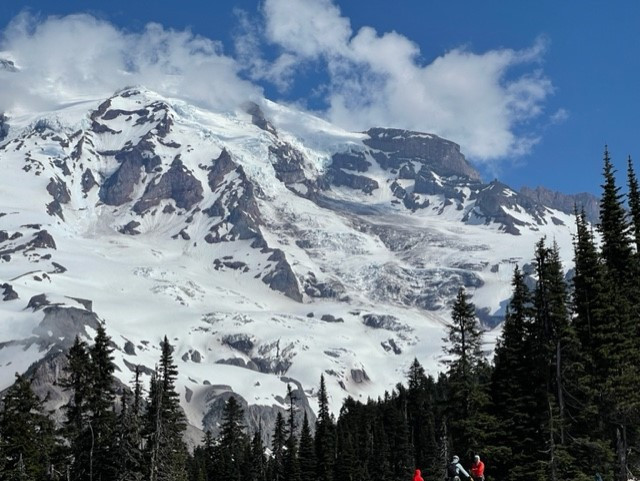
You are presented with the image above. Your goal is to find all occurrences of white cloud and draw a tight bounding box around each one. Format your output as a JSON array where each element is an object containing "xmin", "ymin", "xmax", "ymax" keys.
[
  {"xmin": 253, "ymin": 0, "xmax": 555, "ymax": 162},
  {"xmin": 0, "ymin": 12, "xmax": 260, "ymax": 114}
]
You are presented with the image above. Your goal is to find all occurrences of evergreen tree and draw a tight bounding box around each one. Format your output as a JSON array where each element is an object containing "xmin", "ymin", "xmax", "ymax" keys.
[
  {"xmin": 146, "ymin": 336, "xmax": 188, "ymax": 481},
  {"xmin": 570, "ymin": 210, "xmax": 616, "ymax": 480},
  {"xmin": 491, "ymin": 266, "xmax": 539, "ymax": 481},
  {"xmin": 406, "ymin": 359, "xmax": 438, "ymax": 473},
  {"xmin": 248, "ymin": 430, "xmax": 267, "ymax": 481},
  {"xmin": 114, "ymin": 367, "xmax": 145, "ymax": 481},
  {"xmin": 298, "ymin": 412, "xmax": 316, "ymax": 479},
  {"xmin": 597, "ymin": 148, "xmax": 640, "ymax": 480},
  {"xmin": 0, "ymin": 374, "xmax": 57, "ymax": 480},
  {"xmin": 216, "ymin": 396, "xmax": 248, "ymax": 481},
  {"xmin": 61, "ymin": 335, "xmax": 93, "ymax": 480},
  {"xmin": 283, "ymin": 385, "xmax": 301, "ymax": 481},
  {"xmin": 315, "ymin": 375, "xmax": 336, "ymax": 481},
  {"xmin": 88, "ymin": 324, "xmax": 117, "ymax": 481},
  {"xmin": 627, "ymin": 156, "xmax": 640, "ymax": 254},
  {"xmin": 269, "ymin": 412, "xmax": 287, "ymax": 481},
  {"xmin": 441, "ymin": 287, "xmax": 488, "ymax": 459},
  {"xmin": 531, "ymin": 240, "xmax": 576, "ymax": 480}
]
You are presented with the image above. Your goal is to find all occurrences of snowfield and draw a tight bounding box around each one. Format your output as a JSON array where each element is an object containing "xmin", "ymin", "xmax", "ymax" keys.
[{"xmin": 0, "ymin": 87, "xmax": 578, "ymax": 434}]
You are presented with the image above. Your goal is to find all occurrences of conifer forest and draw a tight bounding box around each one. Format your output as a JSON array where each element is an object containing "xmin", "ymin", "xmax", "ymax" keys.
[{"xmin": 2, "ymin": 148, "xmax": 640, "ymax": 481}]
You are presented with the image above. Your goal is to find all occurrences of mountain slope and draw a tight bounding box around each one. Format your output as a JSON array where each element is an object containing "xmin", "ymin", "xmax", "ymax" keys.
[{"xmin": 0, "ymin": 88, "xmax": 577, "ymax": 437}]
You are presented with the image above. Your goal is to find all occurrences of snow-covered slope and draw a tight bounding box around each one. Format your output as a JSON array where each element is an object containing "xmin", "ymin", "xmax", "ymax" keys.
[{"xmin": 0, "ymin": 88, "xmax": 577, "ymax": 437}]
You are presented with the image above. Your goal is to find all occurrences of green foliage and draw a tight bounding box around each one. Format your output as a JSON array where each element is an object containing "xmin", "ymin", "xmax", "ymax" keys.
[{"xmin": 0, "ymin": 374, "xmax": 57, "ymax": 480}]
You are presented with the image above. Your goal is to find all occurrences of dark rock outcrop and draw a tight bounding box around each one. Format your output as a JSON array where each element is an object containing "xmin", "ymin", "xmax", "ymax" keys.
[
  {"xmin": 245, "ymin": 101, "xmax": 277, "ymax": 136},
  {"xmin": 520, "ymin": 185, "xmax": 599, "ymax": 224},
  {"xmin": 81, "ymin": 168, "xmax": 98, "ymax": 194},
  {"xmin": 31, "ymin": 230, "xmax": 56, "ymax": 250},
  {"xmin": 269, "ymin": 142, "xmax": 307, "ymax": 184},
  {"xmin": 362, "ymin": 314, "xmax": 411, "ymax": 332},
  {"xmin": 0, "ymin": 114, "xmax": 9, "ymax": 142},
  {"xmin": 262, "ymin": 250, "xmax": 302, "ymax": 302},
  {"xmin": 46, "ymin": 178, "xmax": 71, "ymax": 219},
  {"xmin": 119, "ymin": 221, "xmax": 141, "ymax": 235},
  {"xmin": 124, "ymin": 340, "xmax": 136, "ymax": 355},
  {"xmin": 364, "ymin": 128, "xmax": 481, "ymax": 181},
  {"xmin": 133, "ymin": 157, "xmax": 204, "ymax": 214},
  {"xmin": 33, "ymin": 306, "xmax": 101, "ymax": 348},
  {"xmin": 468, "ymin": 181, "xmax": 546, "ymax": 235},
  {"xmin": 204, "ymin": 150, "xmax": 264, "ymax": 243},
  {"xmin": 99, "ymin": 137, "xmax": 162, "ymax": 206},
  {"xmin": 1, "ymin": 283, "xmax": 18, "ymax": 301},
  {"xmin": 221, "ymin": 334, "xmax": 255, "ymax": 355},
  {"xmin": 327, "ymin": 168, "xmax": 378, "ymax": 194}
]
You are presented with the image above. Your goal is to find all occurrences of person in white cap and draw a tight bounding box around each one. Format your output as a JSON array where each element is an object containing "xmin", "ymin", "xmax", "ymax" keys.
[
  {"xmin": 447, "ymin": 455, "xmax": 470, "ymax": 481},
  {"xmin": 470, "ymin": 454, "xmax": 485, "ymax": 481}
]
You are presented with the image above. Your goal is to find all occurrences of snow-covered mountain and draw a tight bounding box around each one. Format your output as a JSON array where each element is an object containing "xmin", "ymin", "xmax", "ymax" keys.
[{"xmin": 0, "ymin": 87, "xmax": 578, "ymax": 439}]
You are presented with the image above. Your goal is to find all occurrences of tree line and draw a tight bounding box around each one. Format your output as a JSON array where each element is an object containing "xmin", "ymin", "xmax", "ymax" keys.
[{"xmin": 1, "ymin": 147, "xmax": 640, "ymax": 481}]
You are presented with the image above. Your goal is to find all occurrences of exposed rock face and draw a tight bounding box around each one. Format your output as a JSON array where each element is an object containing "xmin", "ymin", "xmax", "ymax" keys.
[
  {"xmin": 244, "ymin": 101, "xmax": 277, "ymax": 136},
  {"xmin": 350, "ymin": 368, "xmax": 370, "ymax": 384},
  {"xmin": 133, "ymin": 157, "xmax": 204, "ymax": 214},
  {"xmin": 262, "ymin": 250, "xmax": 302, "ymax": 302},
  {"xmin": 33, "ymin": 306, "xmax": 101, "ymax": 348},
  {"xmin": 200, "ymin": 380, "xmax": 315, "ymax": 446},
  {"xmin": 119, "ymin": 221, "xmax": 141, "ymax": 235},
  {"xmin": 31, "ymin": 230, "xmax": 57, "ymax": 250},
  {"xmin": 81, "ymin": 168, "xmax": 98, "ymax": 194},
  {"xmin": 0, "ymin": 59, "xmax": 18, "ymax": 72},
  {"xmin": 221, "ymin": 334, "xmax": 255, "ymax": 355},
  {"xmin": 520, "ymin": 185, "xmax": 599, "ymax": 224},
  {"xmin": 0, "ymin": 114, "xmax": 8, "ymax": 142},
  {"xmin": 46, "ymin": 178, "xmax": 71, "ymax": 219},
  {"xmin": 364, "ymin": 128, "xmax": 482, "ymax": 181},
  {"xmin": 99, "ymin": 136, "xmax": 162, "ymax": 206},
  {"xmin": 1, "ymin": 283, "xmax": 18, "ymax": 301},
  {"xmin": 204, "ymin": 150, "xmax": 263, "ymax": 243},
  {"xmin": 327, "ymin": 168, "xmax": 378, "ymax": 194},
  {"xmin": 469, "ymin": 181, "xmax": 546, "ymax": 235},
  {"xmin": 124, "ymin": 340, "xmax": 136, "ymax": 355},
  {"xmin": 362, "ymin": 314, "xmax": 411, "ymax": 332},
  {"xmin": 269, "ymin": 142, "xmax": 307, "ymax": 184}
]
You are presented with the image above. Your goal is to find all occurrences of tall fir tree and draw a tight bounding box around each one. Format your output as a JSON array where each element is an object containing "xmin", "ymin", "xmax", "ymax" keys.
[
  {"xmin": 597, "ymin": 148, "xmax": 640, "ymax": 480},
  {"xmin": 491, "ymin": 266, "xmax": 539, "ymax": 481},
  {"xmin": 0, "ymin": 374, "xmax": 58, "ymax": 480},
  {"xmin": 626, "ymin": 156, "xmax": 640, "ymax": 254},
  {"xmin": 298, "ymin": 412, "xmax": 316, "ymax": 479},
  {"xmin": 283, "ymin": 385, "xmax": 301, "ymax": 481},
  {"xmin": 146, "ymin": 336, "xmax": 188, "ymax": 481},
  {"xmin": 114, "ymin": 366, "xmax": 145, "ymax": 481},
  {"xmin": 269, "ymin": 412, "xmax": 287, "ymax": 481},
  {"xmin": 88, "ymin": 324, "xmax": 118, "ymax": 481},
  {"xmin": 315, "ymin": 375, "xmax": 336, "ymax": 481},
  {"xmin": 441, "ymin": 287, "xmax": 489, "ymax": 460},
  {"xmin": 61, "ymin": 335, "xmax": 93, "ymax": 480},
  {"xmin": 215, "ymin": 396, "xmax": 248, "ymax": 481}
]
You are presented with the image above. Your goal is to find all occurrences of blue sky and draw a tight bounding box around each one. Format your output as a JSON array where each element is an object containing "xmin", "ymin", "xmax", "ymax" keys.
[{"xmin": 1, "ymin": 1, "xmax": 639, "ymax": 195}]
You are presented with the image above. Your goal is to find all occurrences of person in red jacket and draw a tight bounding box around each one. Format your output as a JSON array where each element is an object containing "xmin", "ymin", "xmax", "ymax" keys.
[
  {"xmin": 413, "ymin": 469, "xmax": 424, "ymax": 481},
  {"xmin": 470, "ymin": 455, "xmax": 485, "ymax": 481}
]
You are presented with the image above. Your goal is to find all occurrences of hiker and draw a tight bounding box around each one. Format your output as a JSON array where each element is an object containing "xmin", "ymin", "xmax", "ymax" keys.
[
  {"xmin": 447, "ymin": 455, "xmax": 470, "ymax": 481},
  {"xmin": 470, "ymin": 455, "xmax": 485, "ymax": 481},
  {"xmin": 413, "ymin": 469, "xmax": 424, "ymax": 481}
]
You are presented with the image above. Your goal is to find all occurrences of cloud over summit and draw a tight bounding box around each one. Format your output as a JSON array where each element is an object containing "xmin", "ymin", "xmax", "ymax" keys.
[
  {"xmin": 0, "ymin": 4, "xmax": 558, "ymax": 165},
  {"xmin": 245, "ymin": 0, "xmax": 556, "ymax": 163},
  {"xmin": 0, "ymin": 12, "xmax": 259, "ymax": 114}
]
